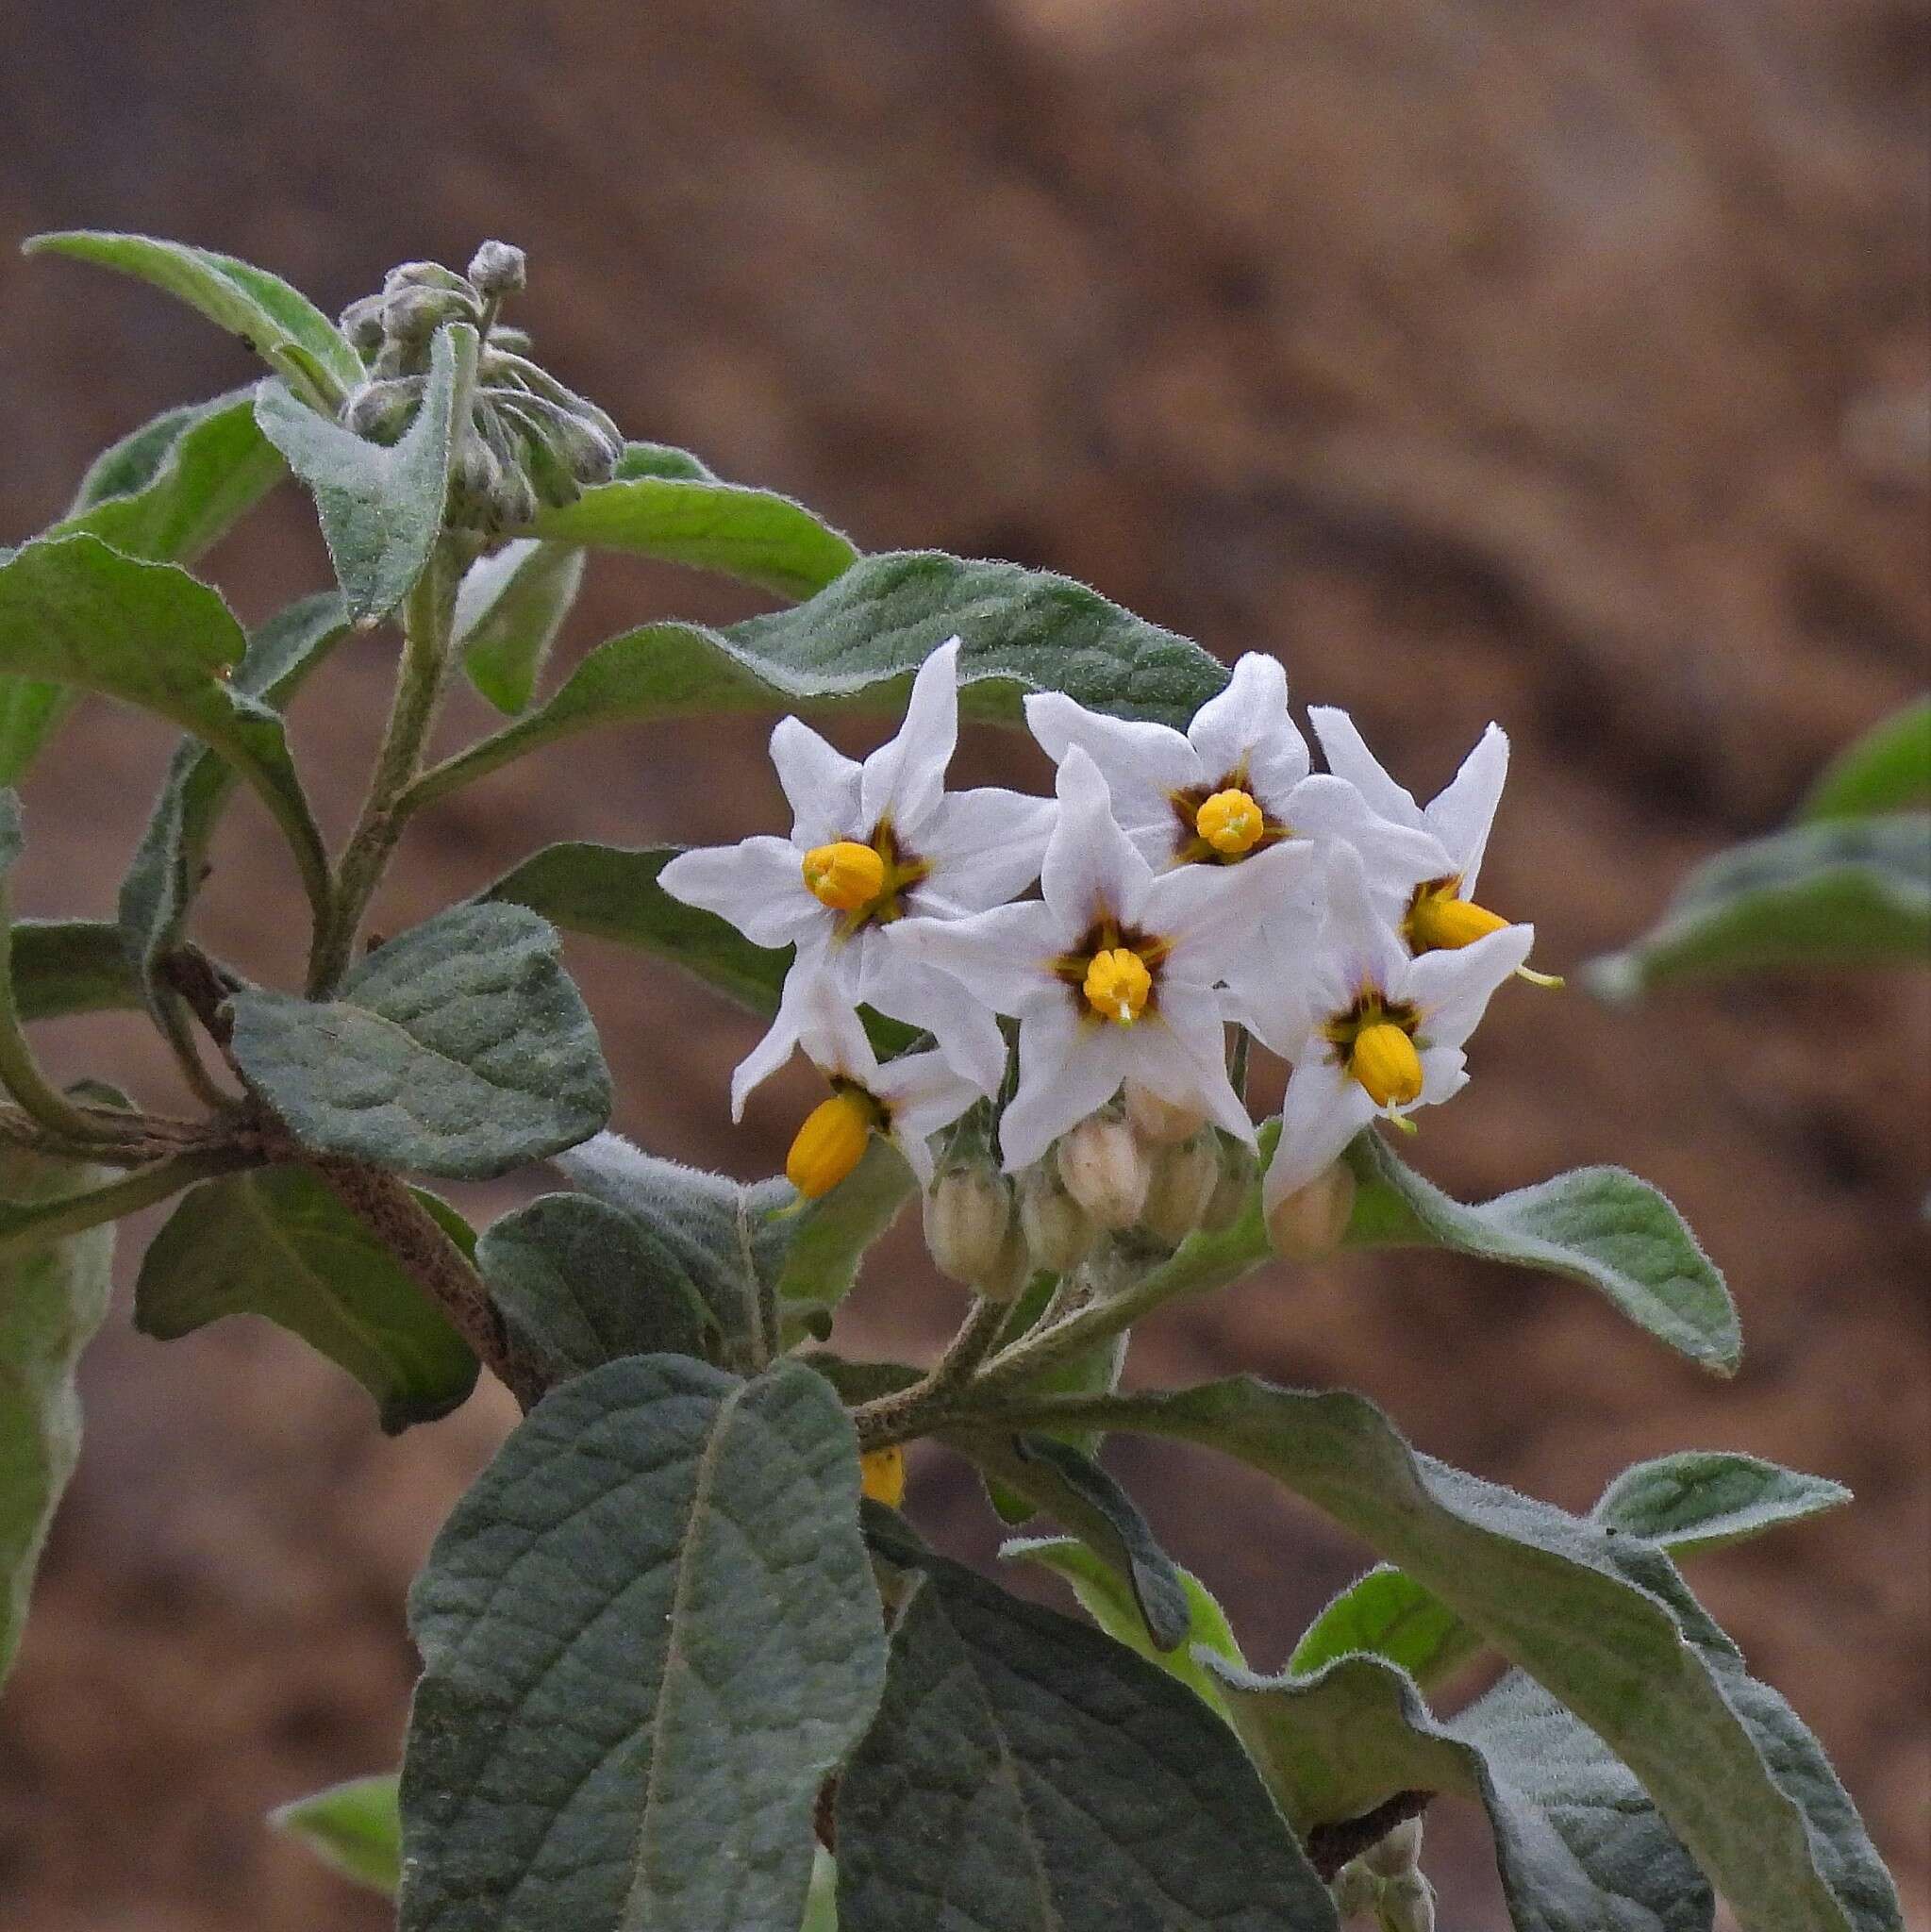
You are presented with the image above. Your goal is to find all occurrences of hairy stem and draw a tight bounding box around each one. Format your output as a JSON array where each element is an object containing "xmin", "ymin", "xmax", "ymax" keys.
[
  {"xmin": 0, "ymin": 1145, "xmax": 258, "ymax": 1255},
  {"xmin": 848, "ymin": 1293, "xmax": 1011, "ymax": 1449},
  {"xmin": 307, "ymin": 540, "xmax": 463, "ymax": 995}
]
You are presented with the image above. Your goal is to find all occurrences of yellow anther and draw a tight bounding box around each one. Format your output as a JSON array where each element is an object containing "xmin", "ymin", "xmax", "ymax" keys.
[
  {"xmin": 785, "ymin": 1090, "xmax": 875, "ymax": 1199},
  {"xmin": 801, "ymin": 840, "xmax": 887, "ymax": 913},
  {"xmin": 1407, "ymin": 884, "xmax": 1510, "ymax": 953},
  {"xmin": 860, "ymin": 1445, "xmax": 907, "ymax": 1509},
  {"xmin": 1195, "ymin": 788, "xmax": 1265, "ymax": 857},
  {"xmin": 1082, "ymin": 947, "xmax": 1153, "ymax": 1025},
  {"xmin": 1350, "ymin": 1022, "xmax": 1423, "ymax": 1109}
]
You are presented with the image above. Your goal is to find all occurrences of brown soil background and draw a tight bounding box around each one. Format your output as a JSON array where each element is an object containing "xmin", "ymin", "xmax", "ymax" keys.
[{"xmin": 0, "ymin": 2, "xmax": 1926, "ymax": 1924}]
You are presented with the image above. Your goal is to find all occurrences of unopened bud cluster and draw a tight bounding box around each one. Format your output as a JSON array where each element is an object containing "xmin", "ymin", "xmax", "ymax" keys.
[
  {"xmin": 337, "ymin": 242, "xmax": 622, "ymax": 534},
  {"xmin": 1332, "ymin": 1818, "xmax": 1434, "ymax": 1930}
]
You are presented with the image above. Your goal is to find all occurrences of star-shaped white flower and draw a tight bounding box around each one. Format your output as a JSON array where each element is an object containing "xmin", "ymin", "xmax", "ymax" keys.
[
  {"xmin": 658, "ymin": 639, "xmax": 1053, "ymax": 1115},
  {"xmin": 1235, "ymin": 840, "xmax": 1532, "ymax": 1211},
  {"xmin": 1026, "ymin": 654, "xmax": 1445, "ymax": 908},
  {"xmin": 889, "ymin": 746, "xmax": 1313, "ymax": 1172}
]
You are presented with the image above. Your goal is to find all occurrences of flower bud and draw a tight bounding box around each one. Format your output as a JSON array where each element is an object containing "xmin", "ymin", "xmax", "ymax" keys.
[
  {"xmin": 1054, "ymin": 1112, "xmax": 1149, "ymax": 1230},
  {"xmin": 1017, "ymin": 1163, "xmax": 1094, "ymax": 1274},
  {"xmin": 1361, "ymin": 1815, "xmax": 1423, "ymax": 1879},
  {"xmin": 384, "ymin": 259, "xmax": 474, "ymax": 296},
  {"xmin": 975, "ymin": 1222, "xmax": 1035, "ymax": 1304},
  {"xmin": 384, "ymin": 284, "xmax": 479, "ymax": 345},
  {"xmin": 1376, "ymin": 1873, "xmax": 1436, "ymax": 1932},
  {"xmin": 923, "ymin": 1163, "xmax": 1012, "ymax": 1289},
  {"xmin": 1200, "ymin": 1134, "xmax": 1257, "ymax": 1234},
  {"xmin": 859, "ymin": 1444, "xmax": 906, "ymax": 1509},
  {"xmin": 339, "ymin": 293, "xmax": 390, "ymax": 356},
  {"xmin": 1331, "ymin": 1861, "xmax": 1377, "ymax": 1918},
  {"xmin": 1124, "ymin": 1079, "xmax": 1206, "ymax": 1146},
  {"xmin": 1265, "ymin": 1158, "xmax": 1357, "ymax": 1261},
  {"xmin": 1139, "ymin": 1131, "xmax": 1222, "ymax": 1248},
  {"xmin": 467, "ymin": 240, "xmax": 528, "ymax": 298},
  {"xmin": 341, "ymin": 375, "xmax": 424, "ymax": 444}
]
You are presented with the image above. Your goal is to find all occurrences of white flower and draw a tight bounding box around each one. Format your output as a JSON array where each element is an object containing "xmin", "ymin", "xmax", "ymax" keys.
[
  {"xmin": 888, "ymin": 746, "xmax": 1314, "ymax": 1172},
  {"xmin": 1025, "ymin": 653, "xmax": 1445, "ymax": 903},
  {"xmin": 771, "ymin": 974, "xmax": 982, "ymax": 1191},
  {"xmin": 658, "ymin": 639, "xmax": 1053, "ymax": 1115},
  {"xmin": 1236, "ymin": 840, "xmax": 1532, "ymax": 1210},
  {"xmin": 1308, "ymin": 707, "xmax": 1522, "ymax": 955}
]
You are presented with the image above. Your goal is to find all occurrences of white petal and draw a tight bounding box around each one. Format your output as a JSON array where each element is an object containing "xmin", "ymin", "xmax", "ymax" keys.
[
  {"xmin": 1263, "ymin": 1059, "xmax": 1376, "ymax": 1210},
  {"xmin": 1307, "ymin": 707, "xmax": 1425, "ymax": 831},
  {"xmin": 770, "ymin": 716, "xmax": 861, "ymax": 844},
  {"xmin": 998, "ymin": 1003, "xmax": 1127, "ymax": 1171},
  {"xmin": 1277, "ymin": 775, "xmax": 1451, "ymax": 899},
  {"xmin": 1041, "ymin": 747, "xmax": 1157, "ymax": 931},
  {"xmin": 1317, "ymin": 841, "xmax": 1408, "ymax": 1000},
  {"xmin": 658, "ymin": 838, "xmax": 827, "ymax": 950},
  {"xmin": 1404, "ymin": 923, "xmax": 1535, "ymax": 1049},
  {"xmin": 887, "ymin": 904, "xmax": 1064, "ymax": 1018},
  {"xmin": 858, "ymin": 947, "xmax": 1009, "ymax": 1095},
  {"xmin": 909, "ymin": 786, "xmax": 1057, "ymax": 917},
  {"xmin": 861, "ymin": 638, "xmax": 959, "ymax": 837},
  {"xmin": 1425, "ymin": 723, "xmax": 1508, "ymax": 892},
  {"xmin": 1149, "ymin": 839, "xmax": 1318, "ymax": 988},
  {"xmin": 1418, "ymin": 1043, "xmax": 1469, "ymax": 1106},
  {"xmin": 874, "ymin": 1051, "xmax": 982, "ymax": 1180},
  {"xmin": 728, "ymin": 966, "xmax": 817, "ymax": 1120},
  {"xmin": 1024, "ymin": 691, "xmax": 1200, "ymax": 842},
  {"xmin": 1188, "ymin": 653, "xmax": 1311, "ymax": 804},
  {"xmin": 791, "ymin": 972, "xmax": 882, "ymax": 1088},
  {"xmin": 1128, "ymin": 992, "xmax": 1255, "ymax": 1146}
]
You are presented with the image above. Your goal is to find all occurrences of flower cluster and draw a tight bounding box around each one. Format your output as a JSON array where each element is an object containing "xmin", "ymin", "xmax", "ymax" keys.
[{"xmin": 660, "ymin": 641, "xmax": 1549, "ymax": 1275}]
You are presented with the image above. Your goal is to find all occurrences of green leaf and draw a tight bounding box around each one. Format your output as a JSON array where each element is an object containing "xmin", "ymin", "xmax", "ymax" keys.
[
  {"xmin": 1216, "ymin": 1651, "xmax": 1713, "ymax": 1924},
  {"xmin": 0, "ymin": 682, "xmax": 75, "ymax": 786},
  {"xmin": 56, "ymin": 390, "xmax": 285, "ymax": 563},
  {"xmin": 25, "ymin": 230, "xmax": 362, "ymax": 407},
  {"xmin": 1587, "ymin": 815, "xmax": 1931, "ymax": 997},
  {"xmin": 406, "ymin": 552, "xmax": 1229, "ymax": 809},
  {"xmin": 1002, "ymin": 1534, "xmax": 1246, "ymax": 1722},
  {"xmin": 135, "ymin": 1164, "xmax": 479, "ymax": 1431},
  {"xmin": 1593, "ymin": 1451, "xmax": 1852, "ymax": 1556},
  {"xmin": 270, "ymin": 1772, "xmax": 402, "ymax": 1897},
  {"xmin": 256, "ymin": 322, "xmax": 476, "ymax": 623},
  {"xmin": 772, "ymin": 1138, "xmax": 915, "ymax": 1334},
  {"xmin": 0, "ymin": 1149, "xmax": 115, "ymax": 1685},
  {"xmin": 0, "ymin": 535, "xmax": 329, "ymax": 917},
  {"xmin": 480, "ymin": 842, "xmax": 791, "ymax": 1014},
  {"xmin": 474, "ymin": 1192, "xmax": 715, "ymax": 1381},
  {"xmin": 8, "ymin": 921, "xmax": 142, "ymax": 1023},
  {"xmin": 838, "ymin": 1536, "xmax": 1338, "ymax": 1930},
  {"xmin": 229, "ymin": 903, "xmax": 610, "ymax": 1181},
  {"xmin": 399, "ymin": 1355, "xmax": 886, "ymax": 1932},
  {"xmin": 1800, "ymin": 698, "xmax": 1931, "ymax": 822},
  {"xmin": 1343, "ymin": 1128, "xmax": 1740, "ymax": 1374},
  {"xmin": 120, "ymin": 592, "xmax": 351, "ymax": 1069},
  {"xmin": 1290, "ymin": 1564, "xmax": 1484, "ymax": 1689},
  {"xmin": 802, "ymin": 1849, "xmax": 838, "ymax": 1932},
  {"xmin": 1033, "ymin": 1378, "xmax": 1903, "ymax": 1932},
  {"xmin": 455, "ymin": 539, "xmax": 585, "ymax": 713},
  {"xmin": 530, "ymin": 443, "xmax": 857, "ymax": 600}
]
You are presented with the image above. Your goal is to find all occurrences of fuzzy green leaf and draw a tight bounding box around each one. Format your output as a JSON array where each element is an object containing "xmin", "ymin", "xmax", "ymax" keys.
[
  {"xmin": 531, "ymin": 441, "xmax": 857, "ymax": 599},
  {"xmin": 0, "ymin": 683, "xmax": 75, "ymax": 786},
  {"xmin": 480, "ymin": 842, "xmax": 791, "ymax": 1014},
  {"xmin": 25, "ymin": 230, "xmax": 362, "ymax": 406},
  {"xmin": 1588, "ymin": 815, "xmax": 1931, "ymax": 996},
  {"xmin": 56, "ymin": 391, "xmax": 286, "ymax": 563},
  {"xmin": 1343, "ymin": 1129, "xmax": 1740, "ymax": 1373},
  {"xmin": 399, "ymin": 1355, "xmax": 886, "ymax": 1932},
  {"xmin": 7, "ymin": 921, "xmax": 142, "ymax": 1023},
  {"xmin": 256, "ymin": 322, "xmax": 475, "ymax": 622},
  {"xmin": 228, "ymin": 903, "xmax": 610, "ymax": 1180},
  {"xmin": 1800, "ymin": 698, "xmax": 1931, "ymax": 822},
  {"xmin": 407, "ymin": 552, "xmax": 1228, "ymax": 808},
  {"xmin": 1043, "ymin": 1378, "xmax": 1903, "ymax": 1932},
  {"xmin": 456, "ymin": 539, "xmax": 585, "ymax": 713},
  {"xmin": 270, "ymin": 1773, "xmax": 402, "ymax": 1896},
  {"xmin": 0, "ymin": 1150, "xmax": 115, "ymax": 1684},
  {"xmin": 1593, "ymin": 1451, "xmax": 1852, "ymax": 1555},
  {"xmin": 0, "ymin": 535, "xmax": 328, "ymax": 915},
  {"xmin": 839, "ymin": 1537, "xmax": 1337, "ymax": 1931},
  {"xmin": 1217, "ymin": 1653, "xmax": 1712, "ymax": 1925},
  {"xmin": 136, "ymin": 1165, "xmax": 478, "ymax": 1431},
  {"xmin": 475, "ymin": 1192, "xmax": 715, "ymax": 1382},
  {"xmin": 1290, "ymin": 1564, "xmax": 1483, "ymax": 1689}
]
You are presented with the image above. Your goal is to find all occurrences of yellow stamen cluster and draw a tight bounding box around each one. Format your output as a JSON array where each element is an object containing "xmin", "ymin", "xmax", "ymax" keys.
[
  {"xmin": 859, "ymin": 1444, "xmax": 907, "ymax": 1509},
  {"xmin": 1407, "ymin": 880, "xmax": 1509, "ymax": 954},
  {"xmin": 1083, "ymin": 947, "xmax": 1153, "ymax": 1025},
  {"xmin": 1350, "ymin": 1022, "xmax": 1423, "ymax": 1108},
  {"xmin": 786, "ymin": 1089, "xmax": 876, "ymax": 1198},
  {"xmin": 1194, "ymin": 788, "xmax": 1265, "ymax": 857},
  {"xmin": 801, "ymin": 840, "xmax": 887, "ymax": 913}
]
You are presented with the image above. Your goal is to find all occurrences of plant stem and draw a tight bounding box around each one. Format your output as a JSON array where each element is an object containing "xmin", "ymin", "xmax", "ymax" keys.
[
  {"xmin": 0, "ymin": 879, "xmax": 129, "ymax": 1144},
  {"xmin": 307, "ymin": 540, "xmax": 463, "ymax": 995},
  {"xmin": 0, "ymin": 1145, "xmax": 258, "ymax": 1256},
  {"xmin": 848, "ymin": 1293, "xmax": 1010, "ymax": 1449}
]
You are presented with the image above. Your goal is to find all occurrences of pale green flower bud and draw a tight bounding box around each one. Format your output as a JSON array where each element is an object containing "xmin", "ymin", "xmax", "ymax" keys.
[
  {"xmin": 1140, "ymin": 1131, "xmax": 1221, "ymax": 1248},
  {"xmin": 1265, "ymin": 1158, "xmax": 1357, "ymax": 1261},
  {"xmin": 383, "ymin": 259, "xmax": 474, "ymax": 297},
  {"xmin": 1054, "ymin": 1112, "xmax": 1149, "ymax": 1230},
  {"xmin": 1201, "ymin": 1133, "xmax": 1257, "ymax": 1234},
  {"xmin": 1124, "ymin": 1080, "xmax": 1205, "ymax": 1146},
  {"xmin": 923, "ymin": 1164, "xmax": 1013, "ymax": 1289},
  {"xmin": 1017, "ymin": 1163, "xmax": 1094, "ymax": 1274},
  {"xmin": 1361, "ymin": 1816, "xmax": 1423, "ymax": 1879},
  {"xmin": 384, "ymin": 283, "xmax": 479, "ymax": 346},
  {"xmin": 1332, "ymin": 1861, "xmax": 1377, "ymax": 1918},
  {"xmin": 975, "ymin": 1222, "xmax": 1035, "ymax": 1304},
  {"xmin": 341, "ymin": 375, "xmax": 424, "ymax": 444},
  {"xmin": 1375, "ymin": 1873, "xmax": 1435, "ymax": 1932},
  {"xmin": 467, "ymin": 240, "xmax": 527, "ymax": 299},
  {"xmin": 339, "ymin": 293, "xmax": 390, "ymax": 357}
]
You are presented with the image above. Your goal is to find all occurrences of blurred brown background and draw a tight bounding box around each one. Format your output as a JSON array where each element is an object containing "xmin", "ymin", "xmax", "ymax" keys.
[{"xmin": 1, "ymin": 1, "xmax": 1927, "ymax": 1925}]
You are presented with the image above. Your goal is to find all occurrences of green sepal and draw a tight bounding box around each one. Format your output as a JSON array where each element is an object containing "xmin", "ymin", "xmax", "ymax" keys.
[{"xmin": 269, "ymin": 1772, "xmax": 402, "ymax": 1897}]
